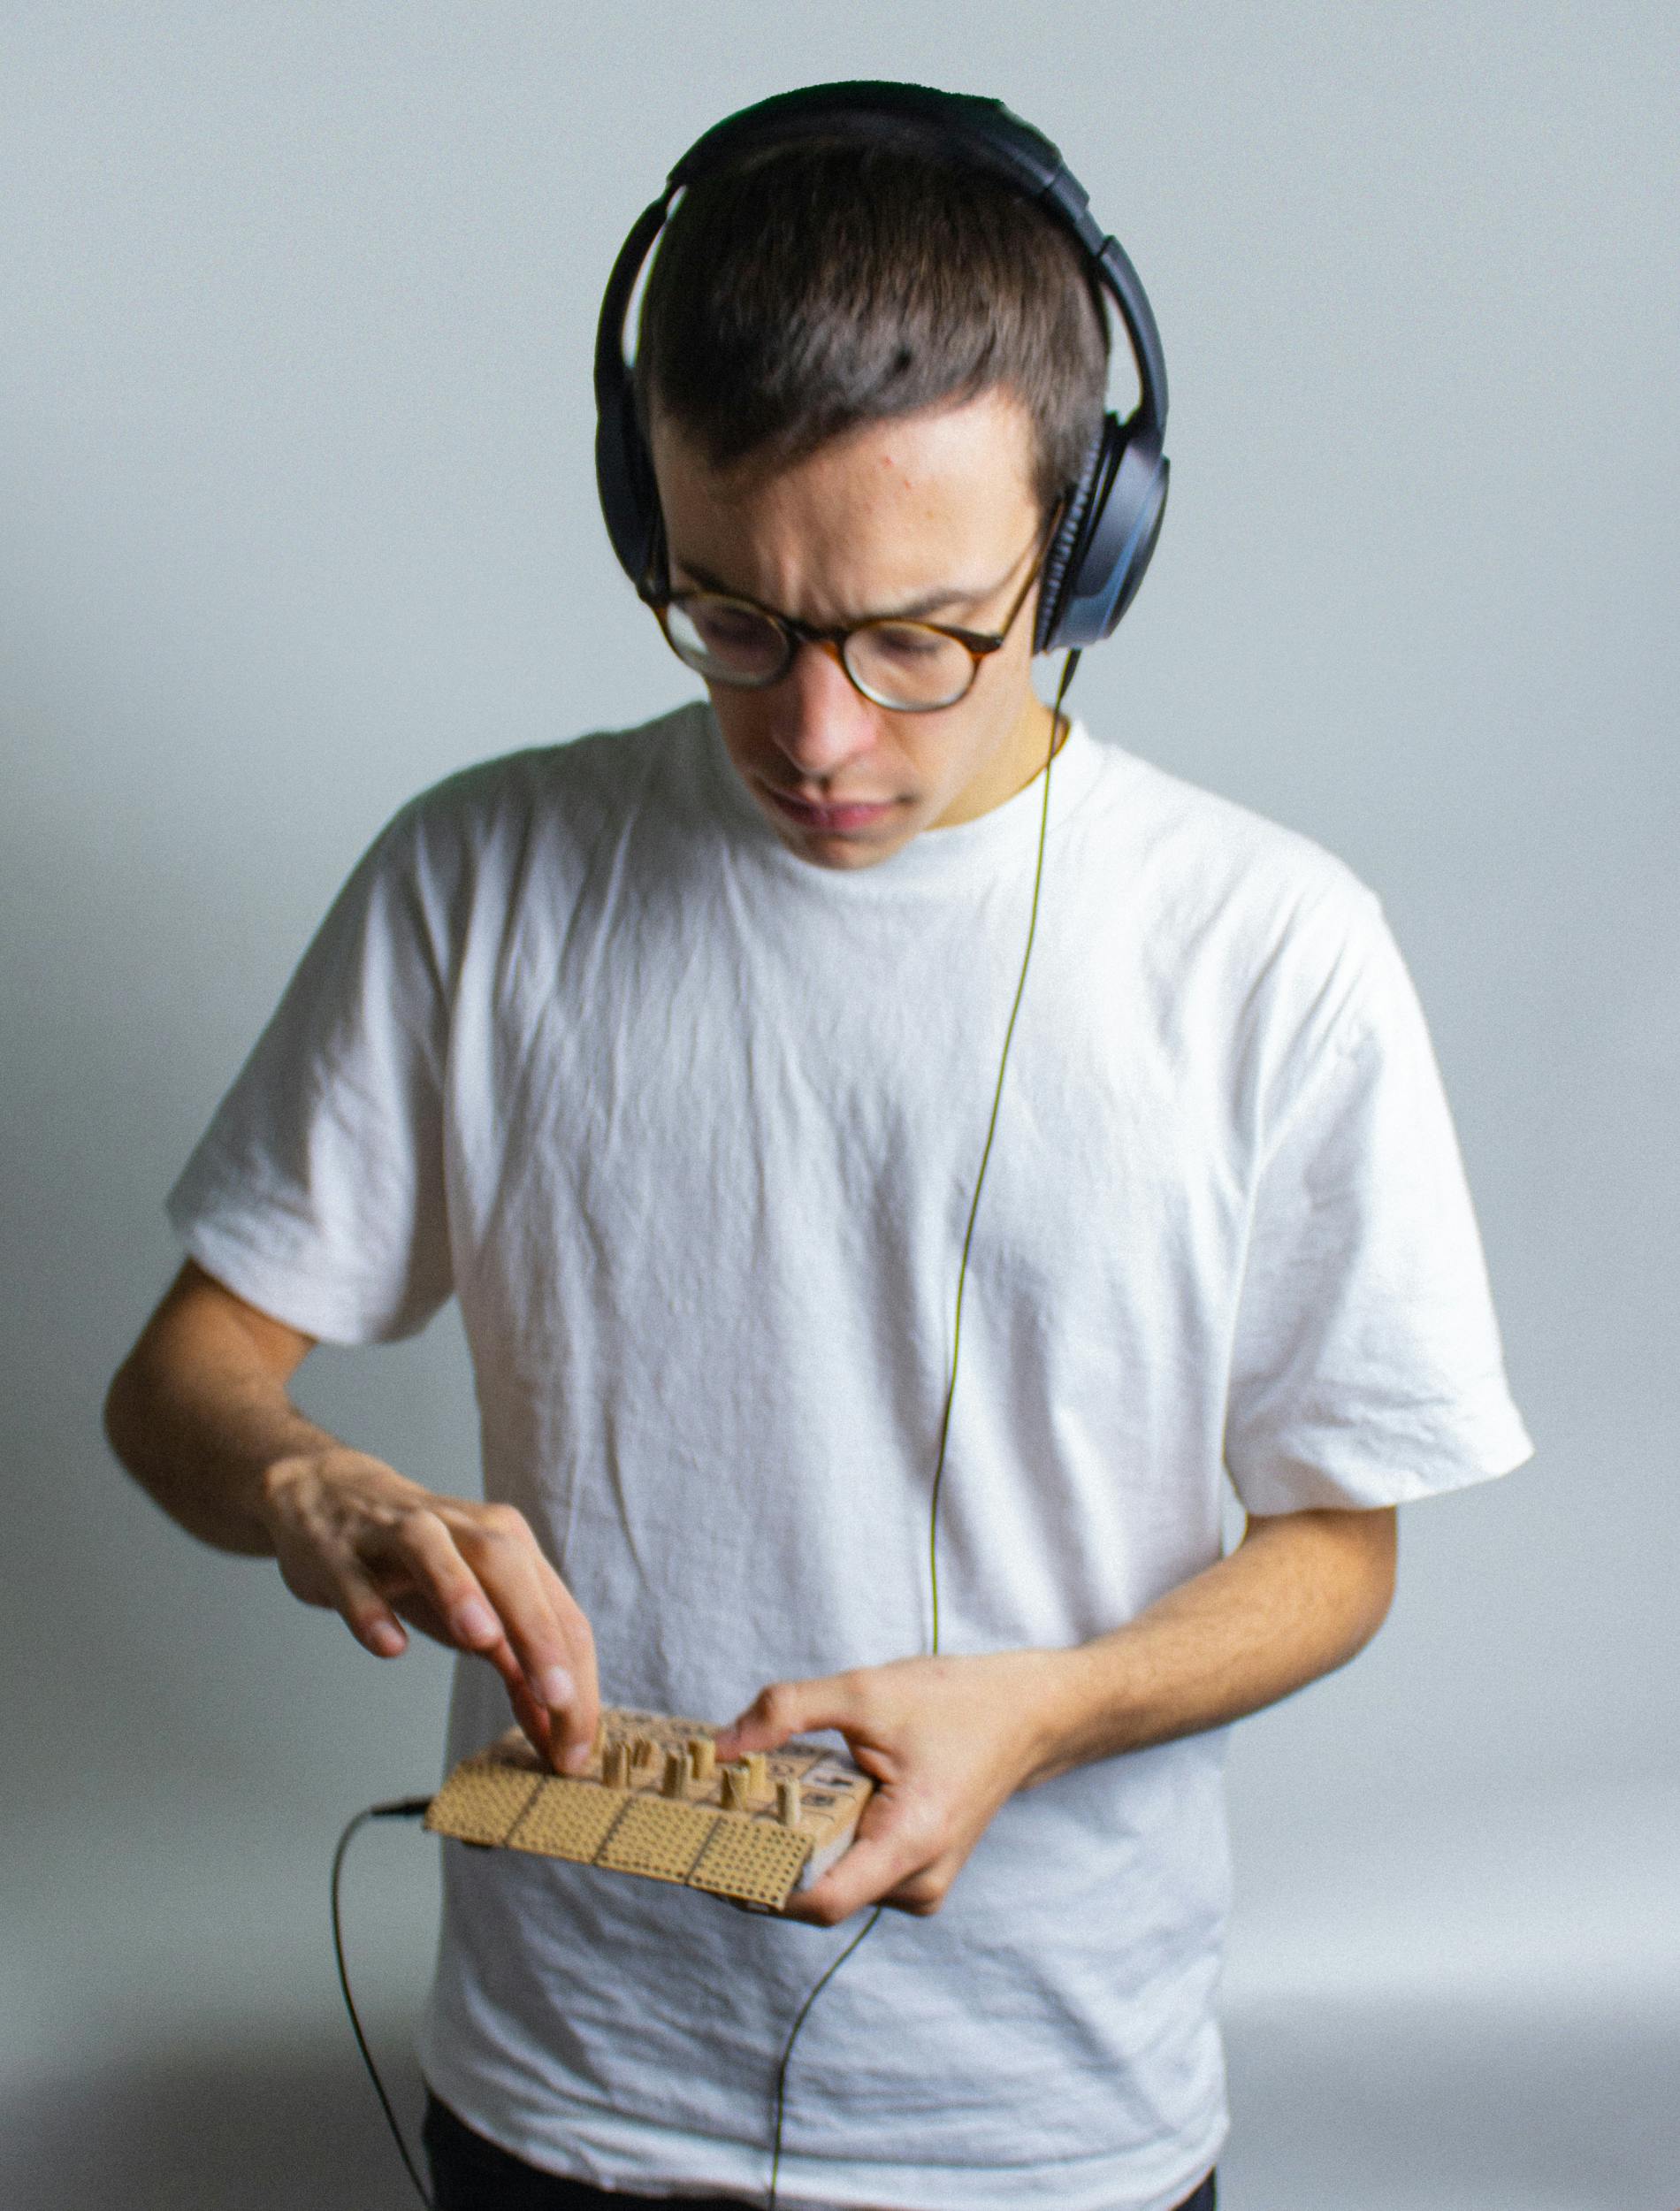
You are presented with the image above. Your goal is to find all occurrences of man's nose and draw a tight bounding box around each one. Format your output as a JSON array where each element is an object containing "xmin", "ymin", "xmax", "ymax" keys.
[{"xmin": 767, "ymin": 639, "xmax": 880, "ymax": 777}]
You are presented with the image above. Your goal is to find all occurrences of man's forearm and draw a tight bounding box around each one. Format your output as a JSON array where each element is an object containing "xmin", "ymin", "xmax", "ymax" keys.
[
  {"xmin": 107, "ymin": 1260, "xmax": 605, "ymax": 1769},
  {"xmin": 1028, "ymin": 1504, "xmax": 1398, "ymax": 1785},
  {"xmin": 104, "ymin": 1262, "xmax": 324, "ymax": 1555},
  {"xmin": 722, "ymin": 1502, "xmax": 1400, "ymax": 1924}
]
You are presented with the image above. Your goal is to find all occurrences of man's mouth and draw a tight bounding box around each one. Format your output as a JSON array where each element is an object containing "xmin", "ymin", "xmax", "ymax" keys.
[{"xmin": 760, "ymin": 784, "xmax": 899, "ymax": 833}]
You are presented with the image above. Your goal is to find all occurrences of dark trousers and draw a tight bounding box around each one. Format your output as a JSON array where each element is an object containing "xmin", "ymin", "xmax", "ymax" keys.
[{"xmin": 424, "ymin": 2091, "xmax": 1217, "ymax": 2211}]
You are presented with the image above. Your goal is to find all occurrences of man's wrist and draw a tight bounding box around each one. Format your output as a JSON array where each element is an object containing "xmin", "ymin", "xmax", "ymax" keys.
[
  {"xmin": 1015, "ymin": 1640, "xmax": 1146, "ymax": 1788},
  {"xmin": 256, "ymin": 1439, "xmax": 411, "ymax": 1538}
]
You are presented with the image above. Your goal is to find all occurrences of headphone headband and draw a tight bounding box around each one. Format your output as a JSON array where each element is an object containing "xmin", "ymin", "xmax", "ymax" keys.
[
  {"xmin": 665, "ymin": 81, "xmax": 1166, "ymax": 440},
  {"xmin": 595, "ymin": 80, "xmax": 1171, "ymax": 653}
]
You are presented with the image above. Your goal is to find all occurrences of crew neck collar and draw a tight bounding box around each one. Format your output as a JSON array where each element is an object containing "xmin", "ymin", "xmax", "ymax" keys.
[{"xmin": 698, "ymin": 706, "xmax": 1103, "ymax": 896}]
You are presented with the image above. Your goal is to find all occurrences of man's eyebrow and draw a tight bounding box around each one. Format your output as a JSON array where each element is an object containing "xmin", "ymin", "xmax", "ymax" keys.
[{"xmin": 672, "ymin": 557, "xmax": 982, "ymax": 623}]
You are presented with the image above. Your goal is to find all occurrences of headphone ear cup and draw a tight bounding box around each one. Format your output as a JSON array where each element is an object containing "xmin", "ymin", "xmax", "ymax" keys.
[
  {"xmin": 1038, "ymin": 416, "xmax": 1169, "ymax": 654},
  {"xmin": 1034, "ymin": 423, "xmax": 1109, "ymax": 655},
  {"xmin": 595, "ymin": 383, "xmax": 661, "ymax": 588}
]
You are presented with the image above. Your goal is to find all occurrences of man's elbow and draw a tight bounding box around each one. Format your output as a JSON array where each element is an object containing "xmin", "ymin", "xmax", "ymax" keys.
[
  {"xmin": 103, "ymin": 1342, "xmax": 153, "ymax": 1480},
  {"xmin": 1337, "ymin": 1504, "xmax": 1399, "ymax": 1657},
  {"xmin": 1241, "ymin": 1501, "xmax": 1400, "ymax": 1672}
]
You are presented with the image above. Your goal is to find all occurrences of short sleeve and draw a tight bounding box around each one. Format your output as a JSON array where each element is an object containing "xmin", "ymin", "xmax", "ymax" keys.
[
  {"xmin": 1224, "ymin": 912, "xmax": 1532, "ymax": 1512},
  {"xmin": 166, "ymin": 805, "xmax": 454, "ymax": 1344}
]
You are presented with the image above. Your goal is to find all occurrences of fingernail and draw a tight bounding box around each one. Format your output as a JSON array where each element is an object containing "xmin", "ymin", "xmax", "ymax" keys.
[
  {"xmin": 535, "ymin": 1664, "xmax": 575, "ymax": 1709},
  {"xmin": 454, "ymin": 1599, "xmax": 499, "ymax": 1643},
  {"xmin": 561, "ymin": 1740, "xmax": 592, "ymax": 1775},
  {"xmin": 368, "ymin": 1621, "xmax": 404, "ymax": 1656}
]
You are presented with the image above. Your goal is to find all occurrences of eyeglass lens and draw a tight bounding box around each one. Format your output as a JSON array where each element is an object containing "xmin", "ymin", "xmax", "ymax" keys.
[{"xmin": 662, "ymin": 597, "xmax": 977, "ymax": 711}]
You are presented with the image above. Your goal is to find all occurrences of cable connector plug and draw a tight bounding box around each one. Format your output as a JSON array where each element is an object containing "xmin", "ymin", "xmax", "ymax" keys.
[{"xmin": 367, "ymin": 1795, "xmax": 434, "ymax": 1821}]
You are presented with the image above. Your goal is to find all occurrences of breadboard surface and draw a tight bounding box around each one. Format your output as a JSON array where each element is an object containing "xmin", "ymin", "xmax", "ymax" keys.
[
  {"xmin": 597, "ymin": 1796, "xmax": 719, "ymax": 1883},
  {"xmin": 424, "ymin": 1705, "xmax": 873, "ymax": 1912},
  {"xmin": 689, "ymin": 1817, "xmax": 811, "ymax": 1910},
  {"xmin": 424, "ymin": 1762, "xmax": 541, "ymax": 1846},
  {"xmin": 508, "ymin": 1780, "xmax": 627, "ymax": 1863}
]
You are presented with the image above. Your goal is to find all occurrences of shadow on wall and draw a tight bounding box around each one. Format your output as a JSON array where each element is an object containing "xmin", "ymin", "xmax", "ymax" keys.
[
  {"xmin": 4, "ymin": 1990, "xmax": 1678, "ymax": 2211},
  {"xmin": 1220, "ymin": 1989, "xmax": 1680, "ymax": 2211},
  {"xmin": 0, "ymin": 2027, "xmax": 430, "ymax": 2211}
]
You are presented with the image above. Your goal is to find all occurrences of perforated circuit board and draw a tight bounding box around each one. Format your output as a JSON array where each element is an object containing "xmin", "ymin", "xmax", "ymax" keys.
[{"xmin": 424, "ymin": 1706, "xmax": 874, "ymax": 1913}]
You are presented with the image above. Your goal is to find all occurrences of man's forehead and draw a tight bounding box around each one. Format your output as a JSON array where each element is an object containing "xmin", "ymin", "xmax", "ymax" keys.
[
  {"xmin": 648, "ymin": 390, "xmax": 1036, "ymax": 496},
  {"xmin": 650, "ymin": 393, "xmax": 1041, "ymax": 615}
]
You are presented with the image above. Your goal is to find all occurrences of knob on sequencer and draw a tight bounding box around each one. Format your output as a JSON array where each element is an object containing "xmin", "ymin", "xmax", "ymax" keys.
[
  {"xmin": 661, "ymin": 1748, "xmax": 688, "ymax": 1799},
  {"xmin": 721, "ymin": 1763, "xmax": 751, "ymax": 1813},
  {"xmin": 687, "ymin": 1736, "xmax": 715, "ymax": 1783},
  {"xmin": 776, "ymin": 1778, "xmax": 802, "ymax": 1827}
]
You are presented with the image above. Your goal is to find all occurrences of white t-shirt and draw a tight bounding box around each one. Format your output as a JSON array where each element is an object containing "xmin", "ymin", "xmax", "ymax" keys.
[{"xmin": 169, "ymin": 704, "xmax": 1531, "ymax": 2211}]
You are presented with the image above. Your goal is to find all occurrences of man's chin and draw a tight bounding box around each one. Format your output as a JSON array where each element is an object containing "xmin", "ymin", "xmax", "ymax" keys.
[
  {"xmin": 755, "ymin": 784, "xmax": 920, "ymax": 868},
  {"xmin": 767, "ymin": 815, "xmax": 916, "ymax": 870}
]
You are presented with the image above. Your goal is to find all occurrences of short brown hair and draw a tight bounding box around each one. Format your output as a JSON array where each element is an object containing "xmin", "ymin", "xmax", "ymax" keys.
[{"xmin": 634, "ymin": 136, "xmax": 1110, "ymax": 518}]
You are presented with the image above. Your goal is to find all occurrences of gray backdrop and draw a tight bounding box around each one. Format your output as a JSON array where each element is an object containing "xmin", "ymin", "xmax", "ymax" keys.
[{"xmin": 3, "ymin": 5, "xmax": 1675, "ymax": 2207}]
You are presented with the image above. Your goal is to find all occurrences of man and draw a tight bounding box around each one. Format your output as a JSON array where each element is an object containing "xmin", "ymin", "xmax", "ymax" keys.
[{"xmin": 105, "ymin": 85, "xmax": 1530, "ymax": 2211}]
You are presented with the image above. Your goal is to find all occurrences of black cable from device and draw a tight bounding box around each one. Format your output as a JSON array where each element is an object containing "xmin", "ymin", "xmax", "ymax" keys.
[{"xmin": 332, "ymin": 1797, "xmax": 437, "ymax": 2211}]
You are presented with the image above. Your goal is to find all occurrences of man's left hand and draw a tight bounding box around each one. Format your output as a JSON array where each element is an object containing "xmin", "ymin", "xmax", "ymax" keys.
[
  {"xmin": 712, "ymin": 1507, "xmax": 1400, "ymax": 1926},
  {"xmin": 713, "ymin": 1650, "xmax": 1065, "ymax": 1926}
]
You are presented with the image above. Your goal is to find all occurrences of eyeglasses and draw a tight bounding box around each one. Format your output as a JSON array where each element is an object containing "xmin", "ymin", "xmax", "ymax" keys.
[{"xmin": 643, "ymin": 509, "xmax": 1060, "ymax": 714}]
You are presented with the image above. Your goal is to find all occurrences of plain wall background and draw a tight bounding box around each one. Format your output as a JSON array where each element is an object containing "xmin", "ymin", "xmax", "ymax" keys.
[{"xmin": 3, "ymin": 5, "xmax": 1676, "ymax": 2206}]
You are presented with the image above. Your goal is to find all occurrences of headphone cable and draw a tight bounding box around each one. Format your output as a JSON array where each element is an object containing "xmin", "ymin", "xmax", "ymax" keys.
[
  {"xmin": 928, "ymin": 647, "xmax": 1078, "ymax": 1653},
  {"xmin": 767, "ymin": 646, "xmax": 1081, "ymax": 2207}
]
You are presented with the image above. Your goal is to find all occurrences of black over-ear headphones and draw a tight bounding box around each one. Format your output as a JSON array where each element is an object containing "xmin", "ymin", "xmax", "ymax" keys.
[{"xmin": 594, "ymin": 80, "xmax": 1170, "ymax": 656}]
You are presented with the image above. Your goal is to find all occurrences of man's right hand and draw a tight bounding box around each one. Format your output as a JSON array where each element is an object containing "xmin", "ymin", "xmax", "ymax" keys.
[
  {"xmin": 105, "ymin": 1259, "xmax": 599, "ymax": 1773},
  {"xmin": 261, "ymin": 1448, "xmax": 599, "ymax": 1771}
]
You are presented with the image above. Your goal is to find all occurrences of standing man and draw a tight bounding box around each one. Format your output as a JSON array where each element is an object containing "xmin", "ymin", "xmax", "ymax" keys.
[{"xmin": 106, "ymin": 83, "xmax": 1530, "ymax": 2211}]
